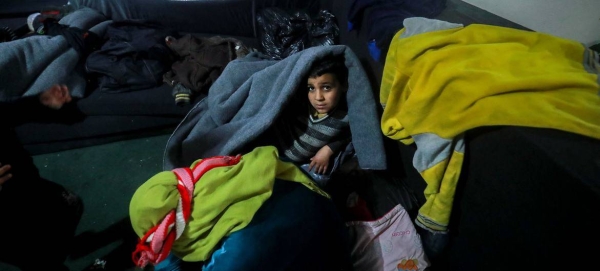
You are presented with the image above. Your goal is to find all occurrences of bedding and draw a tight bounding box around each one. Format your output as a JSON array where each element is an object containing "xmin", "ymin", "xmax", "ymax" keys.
[
  {"xmin": 130, "ymin": 146, "xmax": 329, "ymax": 264},
  {"xmin": 380, "ymin": 17, "xmax": 600, "ymax": 233},
  {"xmin": 0, "ymin": 7, "xmax": 110, "ymax": 102},
  {"xmin": 163, "ymin": 44, "xmax": 387, "ymax": 171},
  {"xmin": 201, "ymin": 179, "xmax": 350, "ymax": 271},
  {"xmin": 154, "ymin": 179, "xmax": 351, "ymax": 271},
  {"xmin": 8, "ymin": 0, "xmax": 326, "ymax": 154}
]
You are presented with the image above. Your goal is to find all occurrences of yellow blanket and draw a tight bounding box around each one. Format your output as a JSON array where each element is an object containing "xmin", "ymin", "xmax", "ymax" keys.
[
  {"xmin": 380, "ymin": 21, "xmax": 600, "ymax": 232},
  {"xmin": 129, "ymin": 146, "xmax": 328, "ymax": 261}
]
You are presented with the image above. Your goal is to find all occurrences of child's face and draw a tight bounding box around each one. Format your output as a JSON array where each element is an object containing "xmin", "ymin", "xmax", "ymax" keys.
[{"xmin": 307, "ymin": 73, "xmax": 344, "ymax": 114}]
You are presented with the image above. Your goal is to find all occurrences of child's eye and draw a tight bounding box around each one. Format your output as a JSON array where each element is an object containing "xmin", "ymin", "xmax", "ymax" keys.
[
  {"xmin": 307, "ymin": 86, "xmax": 315, "ymax": 92},
  {"xmin": 323, "ymin": 85, "xmax": 332, "ymax": 91}
]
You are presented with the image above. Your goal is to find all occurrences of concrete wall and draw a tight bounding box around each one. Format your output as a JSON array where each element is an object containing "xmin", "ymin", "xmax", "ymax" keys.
[{"xmin": 462, "ymin": 0, "xmax": 600, "ymax": 46}]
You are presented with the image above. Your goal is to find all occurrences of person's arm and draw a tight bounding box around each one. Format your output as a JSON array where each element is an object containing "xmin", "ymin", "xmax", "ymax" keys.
[
  {"xmin": 309, "ymin": 145, "xmax": 334, "ymax": 174},
  {"xmin": 309, "ymin": 135, "xmax": 351, "ymax": 174},
  {"xmin": 326, "ymin": 137, "xmax": 351, "ymax": 154},
  {"xmin": 0, "ymin": 163, "xmax": 12, "ymax": 188}
]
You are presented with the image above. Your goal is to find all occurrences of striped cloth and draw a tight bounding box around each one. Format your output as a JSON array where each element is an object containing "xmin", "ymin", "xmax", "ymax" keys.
[{"xmin": 275, "ymin": 106, "xmax": 350, "ymax": 163}]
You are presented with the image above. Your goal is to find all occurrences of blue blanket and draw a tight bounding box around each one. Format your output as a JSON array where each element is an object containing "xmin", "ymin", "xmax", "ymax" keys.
[
  {"xmin": 0, "ymin": 7, "xmax": 109, "ymax": 102},
  {"xmin": 164, "ymin": 45, "xmax": 387, "ymax": 171}
]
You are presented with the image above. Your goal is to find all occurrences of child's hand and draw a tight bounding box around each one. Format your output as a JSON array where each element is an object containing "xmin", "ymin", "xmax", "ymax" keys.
[
  {"xmin": 0, "ymin": 163, "xmax": 12, "ymax": 188},
  {"xmin": 309, "ymin": 146, "xmax": 334, "ymax": 174},
  {"xmin": 39, "ymin": 84, "xmax": 72, "ymax": 110}
]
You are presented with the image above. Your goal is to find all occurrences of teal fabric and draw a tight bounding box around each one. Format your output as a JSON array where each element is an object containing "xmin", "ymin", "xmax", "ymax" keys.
[{"xmin": 155, "ymin": 180, "xmax": 352, "ymax": 271}]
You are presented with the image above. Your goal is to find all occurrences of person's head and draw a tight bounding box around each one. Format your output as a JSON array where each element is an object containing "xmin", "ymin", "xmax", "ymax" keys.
[
  {"xmin": 39, "ymin": 84, "xmax": 72, "ymax": 110},
  {"xmin": 306, "ymin": 55, "xmax": 348, "ymax": 114}
]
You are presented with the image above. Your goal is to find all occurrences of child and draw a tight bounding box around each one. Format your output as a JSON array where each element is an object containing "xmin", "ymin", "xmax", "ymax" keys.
[{"xmin": 274, "ymin": 54, "xmax": 351, "ymax": 177}]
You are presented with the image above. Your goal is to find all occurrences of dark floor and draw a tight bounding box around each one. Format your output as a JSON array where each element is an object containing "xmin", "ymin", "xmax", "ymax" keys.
[
  {"xmin": 0, "ymin": 135, "xmax": 168, "ymax": 271},
  {"xmin": 0, "ymin": 1, "xmax": 529, "ymax": 271}
]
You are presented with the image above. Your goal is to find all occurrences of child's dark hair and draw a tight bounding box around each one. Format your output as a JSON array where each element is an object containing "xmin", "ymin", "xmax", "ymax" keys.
[{"xmin": 307, "ymin": 55, "xmax": 348, "ymax": 87}]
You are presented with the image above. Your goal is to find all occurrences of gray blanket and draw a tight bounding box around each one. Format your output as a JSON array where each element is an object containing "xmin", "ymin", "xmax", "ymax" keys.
[
  {"xmin": 163, "ymin": 45, "xmax": 387, "ymax": 171},
  {"xmin": 0, "ymin": 7, "xmax": 110, "ymax": 102}
]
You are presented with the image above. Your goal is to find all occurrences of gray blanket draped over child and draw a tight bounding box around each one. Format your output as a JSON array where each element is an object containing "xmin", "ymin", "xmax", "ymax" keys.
[
  {"xmin": 164, "ymin": 45, "xmax": 387, "ymax": 171},
  {"xmin": 0, "ymin": 7, "xmax": 109, "ymax": 102}
]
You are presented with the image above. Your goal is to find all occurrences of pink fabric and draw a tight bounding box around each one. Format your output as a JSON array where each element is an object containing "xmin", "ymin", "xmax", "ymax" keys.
[{"xmin": 132, "ymin": 155, "xmax": 242, "ymax": 268}]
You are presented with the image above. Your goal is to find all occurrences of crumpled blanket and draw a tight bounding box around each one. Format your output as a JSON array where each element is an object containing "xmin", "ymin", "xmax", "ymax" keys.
[
  {"xmin": 131, "ymin": 146, "xmax": 328, "ymax": 261},
  {"xmin": 164, "ymin": 44, "xmax": 387, "ymax": 171},
  {"xmin": 0, "ymin": 7, "xmax": 110, "ymax": 102},
  {"xmin": 380, "ymin": 17, "xmax": 600, "ymax": 233}
]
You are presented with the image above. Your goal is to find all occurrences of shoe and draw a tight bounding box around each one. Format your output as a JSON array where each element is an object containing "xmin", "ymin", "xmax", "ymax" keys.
[
  {"xmin": 26, "ymin": 12, "xmax": 45, "ymax": 34},
  {"xmin": 0, "ymin": 26, "xmax": 17, "ymax": 42}
]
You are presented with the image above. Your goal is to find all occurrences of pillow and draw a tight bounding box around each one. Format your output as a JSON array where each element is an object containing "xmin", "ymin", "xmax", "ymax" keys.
[{"xmin": 346, "ymin": 204, "xmax": 430, "ymax": 271}]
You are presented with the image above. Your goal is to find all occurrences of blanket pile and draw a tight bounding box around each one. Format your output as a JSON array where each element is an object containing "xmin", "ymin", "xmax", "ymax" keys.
[
  {"xmin": 131, "ymin": 146, "xmax": 327, "ymax": 261},
  {"xmin": 380, "ymin": 17, "xmax": 600, "ymax": 233}
]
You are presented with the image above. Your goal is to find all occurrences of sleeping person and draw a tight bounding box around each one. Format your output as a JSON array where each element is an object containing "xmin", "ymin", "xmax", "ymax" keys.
[{"xmin": 38, "ymin": 84, "xmax": 72, "ymax": 109}]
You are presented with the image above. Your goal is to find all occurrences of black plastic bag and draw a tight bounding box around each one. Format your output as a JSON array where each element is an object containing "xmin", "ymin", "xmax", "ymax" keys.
[{"xmin": 256, "ymin": 7, "xmax": 339, "ymax": 60}]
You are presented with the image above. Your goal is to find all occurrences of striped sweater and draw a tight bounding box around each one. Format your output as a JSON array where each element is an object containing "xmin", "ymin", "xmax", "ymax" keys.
[{"xmin": 274, "ymin": 105, "xmax": 351, "ymax": 163}]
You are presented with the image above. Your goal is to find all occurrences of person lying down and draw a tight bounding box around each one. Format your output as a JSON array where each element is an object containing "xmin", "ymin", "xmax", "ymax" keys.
[{"xmin": 38, "ymin": 84, "xmax": 72, "ymax": 109}]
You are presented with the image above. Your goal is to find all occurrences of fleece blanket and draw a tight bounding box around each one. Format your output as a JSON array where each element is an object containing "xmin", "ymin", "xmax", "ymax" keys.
[
  {"xmin": 0, "ymin": 7, "xmax": 110, "ymax": 102},
  {"xmin": 380, "ymin": 17, "xmax": 600, "ymax": 233},
  {"xmin": 131, "ymin": 146, "xmax": 328, "ymax": 262},
  {"xmin": 164, "ymin": 45, "xmax": 387, "ymax": 171}
]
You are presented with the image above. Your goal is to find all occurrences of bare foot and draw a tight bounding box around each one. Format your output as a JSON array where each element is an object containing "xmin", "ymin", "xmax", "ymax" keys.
[{"xmin": 39, "ymin": 84, "xmax": 72, "ymax": 109}]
